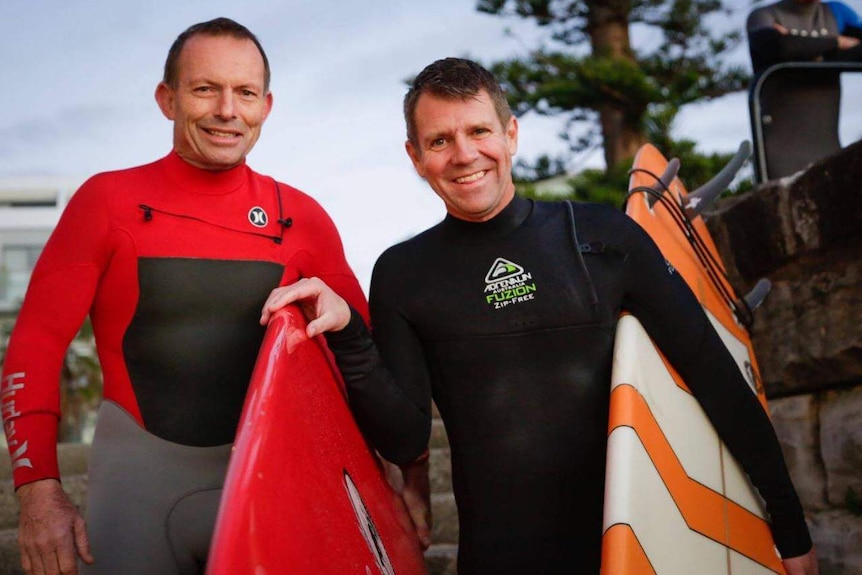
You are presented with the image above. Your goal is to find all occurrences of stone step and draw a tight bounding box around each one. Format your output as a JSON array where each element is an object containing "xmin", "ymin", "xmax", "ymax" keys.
[
  {"xmin": 424, "ymin": 543, "xmax": 458, "ymax": 575},
  {"xmin": 429, "ymin": 418, "xmax": 449, "ymax": 449},
  {"xmin": 430, "ymin": 492, "xmax": 458, "ymax": 545},
  {"xmin": 429, "ymin": 447, "xmax": 452, "ymax": 495},
  {"xmin": 0, "ymin": 528, "xmax": 23, "ymax": 575}
]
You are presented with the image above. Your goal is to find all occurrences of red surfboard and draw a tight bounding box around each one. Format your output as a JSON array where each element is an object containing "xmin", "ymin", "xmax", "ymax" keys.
[{"xmin": 207, "ymin": 307, "xmax": 427, "ymax": 574}]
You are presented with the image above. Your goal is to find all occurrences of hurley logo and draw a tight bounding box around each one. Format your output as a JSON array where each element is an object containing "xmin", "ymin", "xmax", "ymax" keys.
[
  {"xmin": 248, "ymin": 206, "xmax": 268, "ymax": 228},
  {"xmin": 484, "ymin": 257, "xmax": 537, "ymax": 310}
]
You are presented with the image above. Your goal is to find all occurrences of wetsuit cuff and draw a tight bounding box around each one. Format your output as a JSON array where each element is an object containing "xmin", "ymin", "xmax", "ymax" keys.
[
  {"xmin": 774, "ymin": 523, "xmax": 813, "ymax": 561},
  {"xmin": 6, "ymin": 412, "xmax": 61, "ymax": 489},
  {"xmin": 323, "ymin": 306, "xmax": 368, "ymax": 346}
]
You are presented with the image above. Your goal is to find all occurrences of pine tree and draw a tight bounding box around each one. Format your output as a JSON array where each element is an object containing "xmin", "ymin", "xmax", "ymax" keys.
[{"xmin": 477, "ymin": 0, "xmax": 750, "ymax": 174}]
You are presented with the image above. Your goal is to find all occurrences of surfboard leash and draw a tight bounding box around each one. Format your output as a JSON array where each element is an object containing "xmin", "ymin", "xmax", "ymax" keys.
[{"xmin": 624, "ymin": 170, "xmax": 746, "ymax": 324}]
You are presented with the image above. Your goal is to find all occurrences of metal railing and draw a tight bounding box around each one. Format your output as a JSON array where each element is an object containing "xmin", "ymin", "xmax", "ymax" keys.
[{"xmin": 748, "ymin": 61, "xmax": 862, "ymax": 184}]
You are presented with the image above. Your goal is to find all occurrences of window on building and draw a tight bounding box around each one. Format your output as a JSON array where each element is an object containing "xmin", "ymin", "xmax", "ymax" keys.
[{"xmin": 1, "ymin": 245, "xmax": 43, "ymax": 308}]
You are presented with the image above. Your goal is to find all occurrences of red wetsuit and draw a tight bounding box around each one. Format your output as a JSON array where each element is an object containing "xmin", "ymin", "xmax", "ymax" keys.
[{"xmin": 1, "ymin": 152, "xmax": 368, "ymax": 488}]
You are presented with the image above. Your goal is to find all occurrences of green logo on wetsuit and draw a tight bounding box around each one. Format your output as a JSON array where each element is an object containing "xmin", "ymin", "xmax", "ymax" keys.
[{"xmin": 484, "ymin": 257, "xmax": 537, "ymax": 310}]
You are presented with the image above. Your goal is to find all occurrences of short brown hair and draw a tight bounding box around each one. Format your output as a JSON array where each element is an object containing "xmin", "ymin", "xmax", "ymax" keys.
[
  {"xmin": 163, "ymin": 17, "xmax": 271, "ymax": 91},
  {"xmin": 404, "ymin": 58, "xmax": 511, "ymax": 147}
]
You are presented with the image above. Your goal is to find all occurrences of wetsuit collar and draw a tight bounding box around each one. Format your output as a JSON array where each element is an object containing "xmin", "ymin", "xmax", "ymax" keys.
[
  {"xmin": 162, "ymin": 151, "xmax": 249, "ymax": 195},
  {"xmin": 440, "ymin": 195, "xmax": 533, "ymax": 240},
  {"xmin": 779, "ymin": 0, "xmax": 819, "ymax": 17}
]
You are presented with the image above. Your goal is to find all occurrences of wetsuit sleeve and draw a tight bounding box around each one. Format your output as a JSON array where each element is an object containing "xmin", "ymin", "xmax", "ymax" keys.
[
  {"xmin": 747, "ymin": 8, "xmax": 840, "ymax": 72},
  {"xmin": 283, "ymin": 191, "xmax": 369, "ymax": 323},
  {"xmin": 2, "ymin": 178, "xmax": 111, "ymax": 488},
  {"xmin": 828, "ymin": 3, "xmax": 862, "ymax": 60},
  {"xmin": 323, "ymin": 306, "xmax": 431, "ymax": 465},
  {"xmin": 616, "ymin": 216, "xmax": 812, "ymax": 559},
  {"xmin": 829, "ymin": 2, "xmax": 862, "ymax": 34}
]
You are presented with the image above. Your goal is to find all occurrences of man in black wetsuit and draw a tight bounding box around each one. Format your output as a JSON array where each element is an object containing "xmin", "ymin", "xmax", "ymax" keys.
[
  {"xmin": 747, "ymin": 0, "xmax": 862, "ymax": 179},
  {"xmin": 265, "ymin": 58, "xmax": 819, "ymax": 574}
]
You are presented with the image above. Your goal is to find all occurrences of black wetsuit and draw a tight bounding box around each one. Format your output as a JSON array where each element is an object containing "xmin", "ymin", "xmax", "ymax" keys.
[
  {"xmin": 328, "ymin": 196, "xmax": 811, "ymax": 573},
  {"xmin": 747, "ymin": 0, "xmax": 862, "ymax": 179}
]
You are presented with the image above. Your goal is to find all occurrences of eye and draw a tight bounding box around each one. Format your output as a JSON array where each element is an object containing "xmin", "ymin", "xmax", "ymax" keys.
[
  {"xmin": 473, "ymin": 127, "xmax": 491, "ymax": 136},
  {"xmin": 240, "ymin": 89, "xmax": 257, "ymax": 98},
  {"xmin": 429, "ymin": 137, "xmax": 448, "ymax": 150}
]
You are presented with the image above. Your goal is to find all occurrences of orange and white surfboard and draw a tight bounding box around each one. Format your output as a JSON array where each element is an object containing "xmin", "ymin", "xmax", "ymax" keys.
[{"xmin": 601, "ymin": 143, "xmax": 785, "ymax": 574}]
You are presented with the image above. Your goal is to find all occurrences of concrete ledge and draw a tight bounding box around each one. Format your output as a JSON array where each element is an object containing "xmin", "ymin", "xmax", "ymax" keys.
[{"xmin": 0, "ymin": 528, "xmax": 23, "ymax": 575}]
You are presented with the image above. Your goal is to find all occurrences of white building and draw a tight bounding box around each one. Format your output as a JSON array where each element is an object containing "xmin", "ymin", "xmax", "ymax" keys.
[{"xmin": 0, "ymin": 176, "xmax": 85, "ymax": 315}]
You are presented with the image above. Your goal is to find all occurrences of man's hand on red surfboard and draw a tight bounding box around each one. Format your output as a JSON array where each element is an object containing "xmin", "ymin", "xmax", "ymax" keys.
[
  {"xmin": 783, "ymin": 548, "xmax": 819, "ymax": 575},
  {"xmin": 16, "ymin": 478, "xmax": 94, "ymax": 575},
  {"xmin": 260, "ymin": 277, "xmax": 351, "ymax": 337}
]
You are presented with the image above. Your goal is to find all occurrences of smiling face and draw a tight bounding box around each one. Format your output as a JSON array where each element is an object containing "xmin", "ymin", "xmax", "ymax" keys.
[
  {"xmin": 406, "ymin": 90, "xmax": 518, "ymax": 223},
  {"xmin": 155, "ymin": 34, "xmax": 272, "ymax": 171}
]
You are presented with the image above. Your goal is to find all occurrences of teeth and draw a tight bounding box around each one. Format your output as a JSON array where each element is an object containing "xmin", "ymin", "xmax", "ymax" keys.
[
  {"xmin": 206, "ymin": 129, "xmax": 238, "ymax": 138},
  {"xmin": 455, "ymin": 171, "xmax": 486, "ymax": 184}
]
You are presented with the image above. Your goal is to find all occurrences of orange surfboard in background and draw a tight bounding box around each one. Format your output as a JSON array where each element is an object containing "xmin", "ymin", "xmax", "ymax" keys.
[{"xmin": 601, "ymin": 144, "xmax": 785, "ymax": 574}]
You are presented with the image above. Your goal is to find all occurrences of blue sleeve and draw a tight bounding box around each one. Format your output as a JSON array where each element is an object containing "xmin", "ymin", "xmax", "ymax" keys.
[{"xmin": 827, "ymin": 1, "xmax": 862, "ymax": 32}]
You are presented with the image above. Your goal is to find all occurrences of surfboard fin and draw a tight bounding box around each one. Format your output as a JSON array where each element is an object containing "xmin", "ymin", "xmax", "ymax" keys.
[
  {"xmin": 734, "ymin": 277, "xmax": 772, "ymax": 327},
  {"xmin": 684, "ymin": 141, "xmax": 752, "ymax": 219},
  {"xmin": 646, "ymin": 157, "xmax": 681, "ymax": 207}
]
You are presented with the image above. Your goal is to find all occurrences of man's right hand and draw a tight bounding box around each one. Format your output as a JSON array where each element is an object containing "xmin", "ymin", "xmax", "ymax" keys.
[
  {"xmin": 838, "ymin": 35, "xmax": 861, "ymax": 50},
  {"xmin": 16, "ymin": 478, "xmax": 93, "ymax": 575},
  {"xmin": 260, "ymin": 277, "xmax": 351, "ymax": 338}
]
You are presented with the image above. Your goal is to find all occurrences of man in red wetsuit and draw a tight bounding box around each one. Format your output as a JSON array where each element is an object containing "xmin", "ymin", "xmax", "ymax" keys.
[{"xmin": 1, "ymin": 18, "xmax": 367, "ymax": 575}]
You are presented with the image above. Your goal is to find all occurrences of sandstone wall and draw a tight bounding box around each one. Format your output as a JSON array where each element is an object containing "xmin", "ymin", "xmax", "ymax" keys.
[{"xmin": 706, "ymin": 141, "xmax": 862, "ymax": 574}]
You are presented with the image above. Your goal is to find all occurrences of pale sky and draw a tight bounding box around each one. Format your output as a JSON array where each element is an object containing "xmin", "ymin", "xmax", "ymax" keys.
[{"xmin": 2, "ymin": 0, "xmax": 860, "ymax": 289}]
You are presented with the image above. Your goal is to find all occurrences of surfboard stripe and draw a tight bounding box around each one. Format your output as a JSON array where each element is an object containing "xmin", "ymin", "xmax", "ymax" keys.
[
  {"xmin": 600, "ymin": 524, "xmax": 657, "ymax": 575},
  {"xmin": 609, "ymin": 383, "xmax": 784, "ymax": 572}
]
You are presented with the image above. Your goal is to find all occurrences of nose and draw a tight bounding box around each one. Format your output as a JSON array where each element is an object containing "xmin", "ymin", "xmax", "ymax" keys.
[
  {"xmin": 452, "ymin": 134, "xmax": 479, "ymax": 164},
  {"xmin": 215, "ymin": 91, "xmax": 236, "ymax": 119}
]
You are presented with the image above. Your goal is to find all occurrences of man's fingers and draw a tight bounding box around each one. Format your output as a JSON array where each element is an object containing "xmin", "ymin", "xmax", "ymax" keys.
[
  {"xmin": 55, "ymin": 544, "xmax": 78, "ymax": 575},
  {"xmin": 27, "ymin": 549, "xmax": 47, "ymax": 575},
  {"xmin": 20, "ymin": 546, "xmax": 33, "ymax": 575},
  {"xmin": 402, "ymin": 490, "xmax": 432, "ymax": 549},
  {"xmin": 73, "ymin": 516, "xmax": 93, "ymax": 564},
  {"xmin": 261, "ymin": 279, "xmax": 325, "ymax": 324},
  {"xmin": 409, "ymin": 507, "xmax": 432, "ymax": 550},
  {"xmin": 306, "ymin": 310, "xmax": 341, "ymax": 338}
]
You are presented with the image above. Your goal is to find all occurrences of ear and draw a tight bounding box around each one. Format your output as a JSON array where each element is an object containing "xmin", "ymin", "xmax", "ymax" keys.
[
  {"xmin": 405, "ymin": 140, "xmax": 426, "ymax": 179},
  {"xmin": 261, "ymin": 91, "xmax": 274, "ymax": 123},
  {"xmin": 155, "ymin": 82, "xmax": 176, "ymax": 121},
  {"xmin": 506, "ymin": 116, "xmax": 519, "ymax": 157}
]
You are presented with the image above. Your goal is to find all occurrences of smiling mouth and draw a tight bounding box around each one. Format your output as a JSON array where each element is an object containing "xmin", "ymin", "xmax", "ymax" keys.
[
  {"xmin": 203, "ymin": 127, "xmax": 241, "ymax": 138},
  {"xmin": 454, "ymin": 170, "xmax": 487, "ymax": 184}
]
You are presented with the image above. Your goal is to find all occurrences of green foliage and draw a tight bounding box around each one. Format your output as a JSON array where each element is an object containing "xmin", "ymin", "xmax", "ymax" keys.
[
  {"xmin": 513, "ymin": 153, "xmax": 629, "ymax": 206},
  {"xmin": 514, "ymin": 144, "xmax": 753, "ymax": 207},
  {"xmin": 0, "ymin": 315, "xmax": 102, "ymax": 444},
  {"xmin": 477, "ymin": 0, "xmax": 750, "ymax": 170}
]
